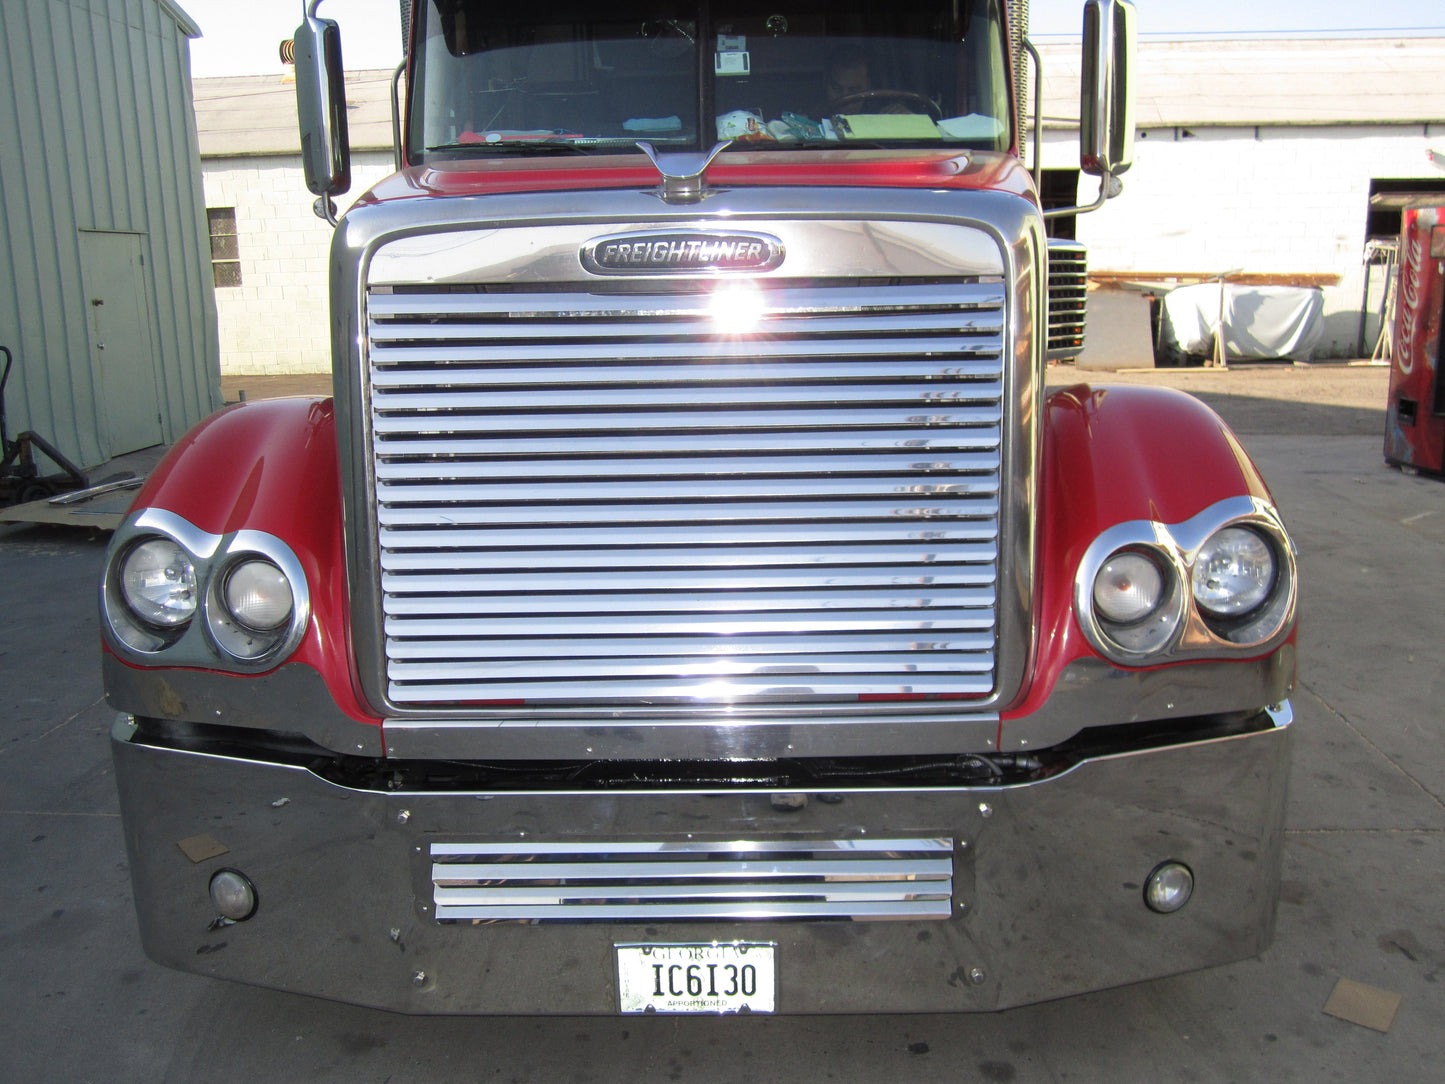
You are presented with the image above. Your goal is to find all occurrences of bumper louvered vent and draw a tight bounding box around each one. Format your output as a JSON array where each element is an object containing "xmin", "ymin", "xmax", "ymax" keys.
[
  {"xmin": 431, "ymin": 838, "xmax": 955, "ymax": 922},
  {"xmin": 1046, "ymin": 239, "xmax": 1087, "ymax": 362},
  {"xmin": 365, "ymin": 277, "xmax": 1005, "ymax": 710}
]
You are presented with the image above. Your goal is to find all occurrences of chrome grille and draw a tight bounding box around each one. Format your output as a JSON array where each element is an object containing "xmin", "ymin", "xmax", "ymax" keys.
[
  {"xmin": 430, "ymin": 838, "xmax": 954, "ymax": 922},
  {"xmin": 367, "ymin": 278, "xmax": 1005, "ymax": 708},
  {"xmin": 1046, "ymin": 239, "xmax": 1087, "ymax": 362}
]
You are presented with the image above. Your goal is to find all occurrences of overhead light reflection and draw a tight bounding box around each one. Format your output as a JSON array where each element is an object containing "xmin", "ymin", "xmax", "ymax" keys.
[{"xmin": 708, "ymin": 284, "xmax": 767, "ymax": 335}]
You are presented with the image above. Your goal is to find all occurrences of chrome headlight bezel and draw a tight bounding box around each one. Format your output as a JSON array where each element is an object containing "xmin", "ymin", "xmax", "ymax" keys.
[
  {"xmin": 1075, "ymin": 496, "xmax": 1296, "ymax": 666},
  {"xmin": 102, "ymin": 509, "xmax": 311, "ymax": 673}
]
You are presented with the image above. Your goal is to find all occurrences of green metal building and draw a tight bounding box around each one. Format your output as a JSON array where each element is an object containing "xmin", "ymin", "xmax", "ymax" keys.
[{"xmin": 0, "ymin": 0, "xmax": 220, "ymax": 469}]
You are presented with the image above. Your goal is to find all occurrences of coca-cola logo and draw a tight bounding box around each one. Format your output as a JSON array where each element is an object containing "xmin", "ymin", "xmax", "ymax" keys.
[{"xmin": 1397, "ymin": 217, "xmax": 1423, "ymax": 376}]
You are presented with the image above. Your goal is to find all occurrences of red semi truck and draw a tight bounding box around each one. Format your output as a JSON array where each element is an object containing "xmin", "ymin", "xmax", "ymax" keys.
[{"xmin": 104, "ymin": 0, "xmax": 1298, "ymax": 1014}]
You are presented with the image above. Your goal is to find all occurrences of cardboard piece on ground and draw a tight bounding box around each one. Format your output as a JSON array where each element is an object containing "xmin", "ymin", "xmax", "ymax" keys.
[
  {"xmin": 177, "ymin": 834, "xmax": 229, "ymax": 864},
  {"xmin": 1322, "ymin": 977, "xmax": 1403, "ymax": 1032}
]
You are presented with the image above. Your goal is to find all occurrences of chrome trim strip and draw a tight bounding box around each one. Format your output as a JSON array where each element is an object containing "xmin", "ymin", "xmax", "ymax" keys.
[
  {"xmin": 384, "ymin": 711, "xmax": 1003, "ymax": 759},
  {"xmin": 432, "ymin": 900, "xmax": 954, "ymax": 922},
  {"xmin": 429, "ymin": 838, "xmax": 954, "ymax": 854},
  {"xmin": 434, "ymin": 859, "xmax": 949, "ymax": 881}
]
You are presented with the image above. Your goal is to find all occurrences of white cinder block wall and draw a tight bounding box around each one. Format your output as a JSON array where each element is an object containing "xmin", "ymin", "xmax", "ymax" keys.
[
  {"xmin": 1050, "ymin": 122, "xmax": 1445, "ymax": 357},
  {"xmin": 202, "ymin": 152, "xmax": 393, "ymax": 375}
]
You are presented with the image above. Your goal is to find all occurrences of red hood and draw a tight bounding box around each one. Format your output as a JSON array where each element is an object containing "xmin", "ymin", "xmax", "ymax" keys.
[{"xmin": 355, "ymin": 149, "xmax": 1035, "ymax": 205}]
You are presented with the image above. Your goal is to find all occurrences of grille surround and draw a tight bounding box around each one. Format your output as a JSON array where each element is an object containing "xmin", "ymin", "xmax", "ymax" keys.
[{"xmin": 333, "ymin": 194, "xmax": 1043, "ymax": 755}]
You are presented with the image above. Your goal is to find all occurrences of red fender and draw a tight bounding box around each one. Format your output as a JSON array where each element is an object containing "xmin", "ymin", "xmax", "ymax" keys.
[
  {"xmin": 1006, "ymin": 384, "xmax": 1278, "ymax": 717},
  {"xmin": 121, "ymin": 397, "xmax": 377, "ymax": 724}
]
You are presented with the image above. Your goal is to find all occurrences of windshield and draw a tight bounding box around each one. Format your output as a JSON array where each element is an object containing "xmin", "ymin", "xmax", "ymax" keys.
[{"xmin": 410, "ymin": 0, "xmax": 1013, "ymax": 159}]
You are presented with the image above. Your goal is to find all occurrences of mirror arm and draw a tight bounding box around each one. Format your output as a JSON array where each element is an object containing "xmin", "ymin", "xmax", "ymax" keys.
[
  {"xmin": 312, "ymin": 196, "xmax": 339, "ymax": 226},
  {"xmin": 1022, "ymin": 37, "xmax": 1044, "ymax": 192},
  {"xmin": 1042, "ymin": 172, "xmax": 1122, "ymax": 220},
  {"xmin": 390, "ymin": 58, "xmax": 406, "ymax": 172}
]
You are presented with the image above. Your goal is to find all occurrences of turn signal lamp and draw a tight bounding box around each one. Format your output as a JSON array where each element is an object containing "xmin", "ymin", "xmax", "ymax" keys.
[
  {"xmin": 1092, "ymin": 551, "xmax": 1163, "ymax": 624},
  {"xmin": 224, "ymin": 559, "xmax": 295, "ymax": 631}
]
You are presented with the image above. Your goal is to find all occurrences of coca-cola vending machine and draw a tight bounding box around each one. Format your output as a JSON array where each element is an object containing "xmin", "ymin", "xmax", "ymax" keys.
[{"xmin": 1385, "ymin": 204, "xmax": 1445, "ymax": 475}]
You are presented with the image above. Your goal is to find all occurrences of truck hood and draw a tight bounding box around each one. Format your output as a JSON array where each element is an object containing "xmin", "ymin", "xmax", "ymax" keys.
[{"xmin": 355, "ymin": 148, "xmax": 1035, "ymax": 205}]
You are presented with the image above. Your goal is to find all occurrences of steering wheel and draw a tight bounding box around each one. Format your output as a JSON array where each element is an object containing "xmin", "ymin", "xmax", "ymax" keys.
[{"xmin": 823, "ymin": 90, "xmax": 941, "ymax": 120}]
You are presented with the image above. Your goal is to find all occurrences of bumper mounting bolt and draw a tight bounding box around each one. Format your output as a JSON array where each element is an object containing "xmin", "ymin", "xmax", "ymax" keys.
[
  {"xmin": 396, "ymin": 809, "xmax": 411, "ymax": 824},
  {"xmin": 969, "ymin": 968, "xmax": 986, "ymax": 986},
  {"xmin": 978, "ymin": 802, "xmax": 993, "ymax": 819},
  {"xmin": 412, "ymin": 970, "xmax": 427, "ymax": 986}
]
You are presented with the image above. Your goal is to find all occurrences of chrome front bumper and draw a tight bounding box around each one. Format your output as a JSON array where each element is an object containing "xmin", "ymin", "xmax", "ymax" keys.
[{"xmin": 112, "ymin": 706, "xmax": 1290, "ymax": 1014}]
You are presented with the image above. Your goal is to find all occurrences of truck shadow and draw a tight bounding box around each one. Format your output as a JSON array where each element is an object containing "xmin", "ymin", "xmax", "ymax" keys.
[{"xmin": 1173, "ymin": 391, "xmax": 1384, "ymax": 438}]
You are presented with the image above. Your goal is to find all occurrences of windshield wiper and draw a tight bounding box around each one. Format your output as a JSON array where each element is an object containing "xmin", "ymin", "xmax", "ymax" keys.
[{"xmin": 429, "ymin": 136, "xmax": 670, "ymax": 157}]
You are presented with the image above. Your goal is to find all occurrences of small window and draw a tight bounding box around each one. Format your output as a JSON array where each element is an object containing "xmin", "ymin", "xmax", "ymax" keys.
[{"xmin": 207, "ymin": 207, "xmax": 241, "ymax": 287}]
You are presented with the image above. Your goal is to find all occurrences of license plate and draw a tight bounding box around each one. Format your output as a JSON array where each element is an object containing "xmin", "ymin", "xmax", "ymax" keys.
[{"xmin": 615, "ymin": 942, "xmax": 776, "ymax": 1014}]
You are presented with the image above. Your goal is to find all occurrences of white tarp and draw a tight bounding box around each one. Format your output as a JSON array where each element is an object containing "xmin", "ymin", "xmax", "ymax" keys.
[{"xmin": 1159, "ymin": 284, "xmax": 1325, "ymax": 361}]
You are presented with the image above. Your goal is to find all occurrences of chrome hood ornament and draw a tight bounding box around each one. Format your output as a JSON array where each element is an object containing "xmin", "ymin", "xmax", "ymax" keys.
[{"xmin": 636, "ymin": 140, "xmax": 733, "ymax": 204}]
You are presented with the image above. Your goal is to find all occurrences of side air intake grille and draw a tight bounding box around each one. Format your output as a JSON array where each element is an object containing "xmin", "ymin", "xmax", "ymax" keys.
[
  {"xmin": 366, "ymin": 278, "xmax": 1006, "ymax": 710},
  {"xmin": 430, "ymin": 838, "xmax": 955, "ymax": 922},
  {"xmin": 1046, "ymin": 239, "xmax": 1087, "ymax": 362}
]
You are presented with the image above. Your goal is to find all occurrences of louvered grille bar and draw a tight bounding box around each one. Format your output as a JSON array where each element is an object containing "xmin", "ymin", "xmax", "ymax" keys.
[
  {"xmin": 366, "ymin": 277, "xmax": 1006, "ymax": 709},
  {"xmin": 1046, "ymin": 239, "xmax": 1088, "ymax": 362},
  {"xmin": 430, "ymin": 838, "xmax": 955, "ymax": 922}
]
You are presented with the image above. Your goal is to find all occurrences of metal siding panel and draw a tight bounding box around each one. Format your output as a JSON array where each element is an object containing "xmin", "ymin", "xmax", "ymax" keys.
[
  {"xmin": 89, "ymin": 3, "xmax": 140, "ymax": 231},
  {"xmin": 136, "ymin": 1, "xmax": 187, "ymax": 440},
  {"xmin": 0, "ymin": 0, "xmax": 105, "ymax": 467},
  {"xmin": 162, "ymin": 22, "xmax": 223, "ymax": 422},
  {"xmin": 47, "ymin": 4, "xmax": 101, "ymax": 231},
  {"xmin": 139, "ymin": 0, "xmax": 222, "ymax": 431}
]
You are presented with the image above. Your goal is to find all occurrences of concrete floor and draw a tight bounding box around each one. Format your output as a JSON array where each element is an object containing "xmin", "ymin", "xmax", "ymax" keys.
[{"xmin": 1, "ymin": 364, "xmax": 1440, "ymax": 1082}]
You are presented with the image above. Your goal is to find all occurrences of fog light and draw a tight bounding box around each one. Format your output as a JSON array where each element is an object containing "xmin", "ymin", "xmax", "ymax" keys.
[
  {"xmin": 1144, "ymin": 861, "xmax": 1194, "ymax": 913},
  {"xmin": 209, "ymin": 869, "xmax": 258, "ymax": 921}
]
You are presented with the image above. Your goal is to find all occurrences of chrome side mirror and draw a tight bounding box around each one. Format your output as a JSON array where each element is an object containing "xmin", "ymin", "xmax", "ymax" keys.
[
  {"xmin": 1080, "ymin": 0, "xmax": 1136, "ymax": 178},
  {"xmin": 294, "ymin": 1, "xmax": 351, "ymax": 219}
]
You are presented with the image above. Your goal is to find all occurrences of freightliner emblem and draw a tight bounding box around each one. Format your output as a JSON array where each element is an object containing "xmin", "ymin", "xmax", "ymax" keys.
[{"xmin": 582, "ymin": 230, "xmax": 785, "ymax": 275}]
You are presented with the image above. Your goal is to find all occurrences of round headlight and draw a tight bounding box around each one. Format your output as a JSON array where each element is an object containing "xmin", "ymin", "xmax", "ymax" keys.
[
  {"xmin": 120, "ymin": 538, "xmax": 197, "ymax": 627},
  {"xmin": 1092, "ymin": 551, "xmax": 1164, "ymax": 624},
  {"xmin": 224, "ymin": 559, "xmax": 294, "ymax": 631},
  {"xmin": 1191, "ymin": 527, "xmax": 1275, "ymax": 617}
]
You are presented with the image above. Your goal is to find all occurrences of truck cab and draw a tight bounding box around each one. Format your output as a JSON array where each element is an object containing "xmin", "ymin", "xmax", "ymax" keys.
[{"xmin": 103, "ymin": 0, "xmax": 1299, "ymax": 1014}]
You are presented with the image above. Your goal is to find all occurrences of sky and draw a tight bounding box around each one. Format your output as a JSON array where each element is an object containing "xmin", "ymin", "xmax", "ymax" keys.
[{"xmin": 183, "ymin": 0, "xmax": 1445, "ymax": 78}]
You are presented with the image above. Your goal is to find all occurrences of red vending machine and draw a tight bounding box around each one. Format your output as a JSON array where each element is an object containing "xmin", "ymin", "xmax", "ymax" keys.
[{"xmin": 1385, "ymin": 204, "xmax": 1445, "ymax": 475}]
